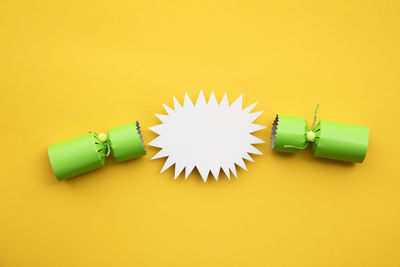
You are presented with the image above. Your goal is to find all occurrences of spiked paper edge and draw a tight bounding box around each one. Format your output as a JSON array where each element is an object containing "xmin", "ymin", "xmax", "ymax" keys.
[
  {"xmin": 270, "ymin": 115, "xmax": 279, "ymax": 150},
  {"xmin": 136, "ymin": 120, "xmax": 146, "ymax": 151},
  {"xmin": 148, "ymin": 91, "xmax": 266, "ymax": 181}
]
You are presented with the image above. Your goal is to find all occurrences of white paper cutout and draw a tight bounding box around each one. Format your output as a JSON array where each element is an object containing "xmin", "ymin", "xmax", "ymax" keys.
[{"xmin": 148, "ymin": 91, "xmax": 266, "ymax": 182}]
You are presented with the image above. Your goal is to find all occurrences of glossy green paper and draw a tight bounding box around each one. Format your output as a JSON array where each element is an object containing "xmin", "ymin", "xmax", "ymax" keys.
[{"xmin": 48, "ymin": 121, "xmax": 146, "ymax": 181}]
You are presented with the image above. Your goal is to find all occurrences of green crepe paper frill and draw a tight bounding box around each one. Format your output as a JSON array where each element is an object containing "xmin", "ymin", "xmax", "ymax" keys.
[
  {"xmin": 270, "ymin": 111, "xmax": 369, "ymax": 163},
  {"xmin": 48, "ymin": 121, "xmax": 146, "ymax": 181}
]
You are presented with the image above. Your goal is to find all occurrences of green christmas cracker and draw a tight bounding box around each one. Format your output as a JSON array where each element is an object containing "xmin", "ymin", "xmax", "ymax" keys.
[
  {"xmin": 270, "ymin": 106, "xmax": 369, "ymax": 163},
  {"xmin": 48, "ymin": 121, "xmax": 146, "ymax": 180}
]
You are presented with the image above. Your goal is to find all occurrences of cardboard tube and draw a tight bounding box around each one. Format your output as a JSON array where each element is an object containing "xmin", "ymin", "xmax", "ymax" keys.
[
  {"xmin": 271, "ymin": 114, "xmax": 307, "ymax": 153},
  {"xmin": 108, "ymin": 121, "xmax": 146, "ymax": 162},
  {"xmin": 48, "ymin": 133, "xmax": 107, "ymax": 181},
  {"xmin": 312, "ymin": 120, "xmax": 369, "ymax": 163}
]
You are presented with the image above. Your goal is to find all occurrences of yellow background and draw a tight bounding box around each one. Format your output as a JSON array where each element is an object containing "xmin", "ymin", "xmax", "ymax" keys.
[{"xmin": 1, "ymin": 0, "xmax": 400, "ymax": 266}]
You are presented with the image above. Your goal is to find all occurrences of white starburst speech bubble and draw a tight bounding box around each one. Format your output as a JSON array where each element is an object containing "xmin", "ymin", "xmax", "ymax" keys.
[{"xmin": 148, "ymin": 91, "xmax": 265, "ymax": 182}]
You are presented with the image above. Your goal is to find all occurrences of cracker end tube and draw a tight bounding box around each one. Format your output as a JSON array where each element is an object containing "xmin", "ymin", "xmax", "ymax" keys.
[
  {"xmin": 48, "ymin": 121, "xmax": 146, "ymax": 181},
  {"xmin": 271, "ymin": 114, "xmax": 307, "ymax": 153},
  {"xmin": 107, "ymin": 121, "xmax": 147, "ymax": 162},
  {"xmin": 312, "ymin": 120, "xmax": 369, "ymax": 163}
]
